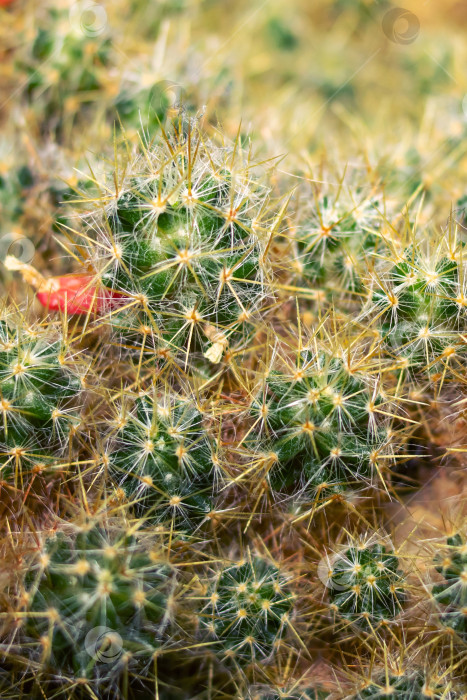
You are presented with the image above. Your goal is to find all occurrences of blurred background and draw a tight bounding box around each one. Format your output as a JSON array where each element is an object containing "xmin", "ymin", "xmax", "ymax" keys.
[{"xmin": 1, "ymin": 0, "xmax": 467, "ymax": 274}]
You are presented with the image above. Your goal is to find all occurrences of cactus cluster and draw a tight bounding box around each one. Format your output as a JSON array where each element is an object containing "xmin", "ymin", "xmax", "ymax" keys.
[
  {"xmin": 1, "ymin": 1, "xmax": 467, "ymax": 699},
  {"xmin": 0, "ymin": 116, "xmax": 466, "ymax": 698}
]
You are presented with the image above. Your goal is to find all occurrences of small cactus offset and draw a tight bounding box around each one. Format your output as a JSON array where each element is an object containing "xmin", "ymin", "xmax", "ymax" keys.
[
  {"xmin": 201, "ymin": 554, "xmax": 295, "ymax": 664},
  {"xmin": 364, "ymin": 241, "xmax": 466, "ymax": 375},
  {"xmin": 327, "ymin": 535, "xmax": 406, "ymax": 630},
  {"xmin": 248, "ymin": 340, "xmax": 403, "ymax": 499},
  {"xmin": 291, "ymin": 183, "xmax": 383, "ymax": 293},
  {"xmin": 106, "ymin": 386, "xmax": 215, "ymax": 531},
  {"xmin": 0, "ymin": 316, "xmax": 81, "ymax": 436},
  {"xmin": 432, "ymin": 533, "xmax": 467, "ymax": 641},
  {"xmin": 0, "ymin": 311, "xmax": 85, "ymax": 503},
  {"xmin": 1, "ymin": 2, "xmax": 467, "ymax": 697}
]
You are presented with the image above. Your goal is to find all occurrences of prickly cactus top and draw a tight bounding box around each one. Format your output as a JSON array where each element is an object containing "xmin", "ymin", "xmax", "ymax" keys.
[
  {"xmin": 83, "ymin": 127, "xmax": 281, "ymax": 367},
  {"xmin": 432, "ymin": 533, "xmax": 467, "ymax": 641},
  {"xmin": 0, "ymin": 316, "xmax": 83, "ymax": 487},
  {"xmin": 202, "ymin": 556, "xmax": 295, "ymax": 663},
  {"xmin": 20, "ymin": 522, "xmax": 171, "ymax": 679},
  {"xmin": 328, "ymin": 540, "xmax": 406, "ymax": 627},
  {"xmin": 107, "ymin": 388, "xmax": 215, "ymax": 530}
]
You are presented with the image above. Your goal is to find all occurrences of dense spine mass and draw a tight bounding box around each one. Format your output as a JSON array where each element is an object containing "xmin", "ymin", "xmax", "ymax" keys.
[{"xmin": 0, "ymin": 112, "xmax": 466, "ymax": 699}]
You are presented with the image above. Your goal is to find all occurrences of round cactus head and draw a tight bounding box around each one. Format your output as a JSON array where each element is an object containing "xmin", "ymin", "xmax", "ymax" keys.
[
  {"xmin": 18, "ymin": 520, "xmax": 172, "ymax": 686},
  {"xmin": 327, "ymin": 535, "xmax": 406, "ymax": 629},
  {"xmin": 359, "ymin": 230, "xmax": 467, "ymax": 385},
  {"xmin": 0, "ymin": 313, "xmax": 83, "ymax": 490},
  {"xmin": 292, "ymin": 182, "xmax": 382, "ymax": 291},
  {"xmin": 107, "ymin": 386, "xmax": 215, "ymax": 532},
  {"xmin": 0, "ymin": 316, "xmax": 82, "ymax": 434},
  {"xmin": 202, "ymin": 555, "xmax": 295, "ymax": 664},
  {"xmin": 250, "ymin": 338, "xmax": 400, "ymax": 501},
  {"xmin": 432, "ymin": 532, "xmax": 467, "ymax": 641},
  {"xmin": 73, "ymin": 120, "xmax": 283, "ymax": 370}
]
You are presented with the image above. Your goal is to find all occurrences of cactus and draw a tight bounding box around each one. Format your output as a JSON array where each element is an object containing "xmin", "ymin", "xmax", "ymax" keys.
[
  {"xmin": 367, "ymin": 245, "xmax": 465, "ymax": 373},
  {"xmin": 14, "ymin": 8, "xmax": 112, "ymax": 137},
  {"xmin": 15, "ymin": 519, "xmax": 174, "ymax": 686},
  {"xmin": 291, "ymin": 186, "xmax": 383, "ymax": 294},
  {"xmin": 0, "ymin": 163, "xmax": 35, "ymax": 231},
  {"xmin": 12, "ymin": 4, "xmax": 181, "ymax": 144},
  {"xmin": 201, "ymin": 555, "xmax": 295, "ymax": 664},
  {"xmin": 3, "ymin": 113, "xmax": 467, "ymax": 700},
  {"xmin": 73, "ymin": 122, "xmax": 282, "ymax": 369},
  {"xmin": 246, "ymin": 333, "xmax": 405, "ymax": 503},
  {"xmin": 0, "ymin": 313, "xmax": 83, "ymax": 492},
  {"xmin": 0, "ymin": 317, "xmax": 81, "ymax": 435},
  {"xmin": 327, "ymin": 536, "xmax": 406, "ymax": 629},
  {"xmin": 432, "ymin": 533, "xmax": 467, "ymax": 641},
  {"xmin": 352, "ymin": 671, "xmax": 459, "ymax": 699},
  {"xmin": 106, "ymin": 387, "xmax": 215, "ymax": 531}
]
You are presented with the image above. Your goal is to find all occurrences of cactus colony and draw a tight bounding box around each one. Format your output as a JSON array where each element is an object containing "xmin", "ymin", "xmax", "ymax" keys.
[{"xmin": 1, "ymin": 1, "xmax": 467, "ymax": 699}]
